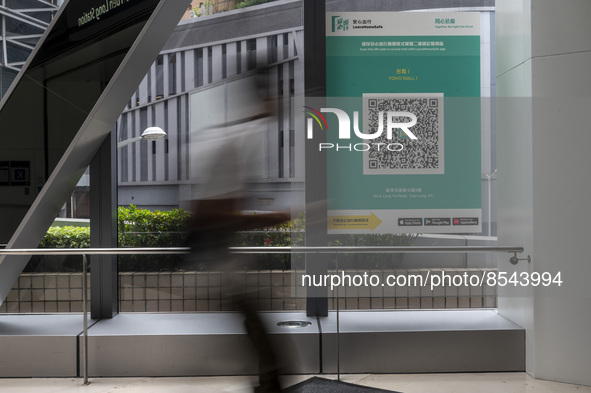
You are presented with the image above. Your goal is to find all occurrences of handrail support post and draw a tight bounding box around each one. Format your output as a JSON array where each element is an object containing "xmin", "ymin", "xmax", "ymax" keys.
[{"xmin": 82, "ymin": 254, "xmax": 89, "ymax": 385}]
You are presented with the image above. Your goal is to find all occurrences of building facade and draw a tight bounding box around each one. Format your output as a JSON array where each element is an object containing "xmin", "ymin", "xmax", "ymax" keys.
[
  {"xmin": 116, "ymin": 0, "xmax": 305, "ymax": 212},
  {"xmin": 0, "ymin": 0, "xmax": 61, "ymax": 98}
]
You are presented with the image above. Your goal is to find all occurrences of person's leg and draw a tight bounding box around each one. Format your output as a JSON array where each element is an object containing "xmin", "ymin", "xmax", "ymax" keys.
[
  {"xmin": 234, "ymin": 295, "xmax": 281, "ymax": 392},
  {"xmin": 223, "ymin": 256, "xmax": 281, "ymax": 392}
]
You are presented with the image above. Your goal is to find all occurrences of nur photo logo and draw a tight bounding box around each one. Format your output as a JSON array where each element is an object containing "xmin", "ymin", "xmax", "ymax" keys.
[{"xmin": 304, "ymin": 106, "xmax": 418, "ymax": 152}]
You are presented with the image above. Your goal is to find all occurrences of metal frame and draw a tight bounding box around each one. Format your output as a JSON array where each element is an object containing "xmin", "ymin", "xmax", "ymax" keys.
[
  {"xmin": 0, "ymin": 1, "xmax": 58, "ymax": 73},
  {"xmin": 90, "ymin": 130, "xmax": 118, "ymax": 319},
  {"xmin": 303, "ymin": 0, "xmax": 328, "ymax": 317},
  {"xmin": 0, "ymin": 245, "xmax": 526, "ymax": 256},
  {"xmin": 0, "ymin": 245, "xmax": 525, "ymax": 384},
  {"xmin": 0, "ymin": 245, "xmax": 524, "ymax": 384}
]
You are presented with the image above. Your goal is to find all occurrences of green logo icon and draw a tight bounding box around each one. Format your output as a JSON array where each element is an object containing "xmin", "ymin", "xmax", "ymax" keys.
[{"xmin": 331, "ymin": 16, "xmax": 349, "ymax": 32}]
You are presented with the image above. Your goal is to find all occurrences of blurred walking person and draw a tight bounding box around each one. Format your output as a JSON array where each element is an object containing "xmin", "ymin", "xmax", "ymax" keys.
[{"xmin": 187, "ymin": 69, "xmax": 288, "ymax": 393}]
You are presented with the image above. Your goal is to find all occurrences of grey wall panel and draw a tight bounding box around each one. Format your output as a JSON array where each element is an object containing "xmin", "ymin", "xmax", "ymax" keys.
[
  {"xmin": 323, "ymin": 330, "xmax": 524, "ymax": 373},
  {"xmin": 179, "ymin": 94, "xmax": 189, "ymax": 182},
  {"xmin": 126, "ymin": 114, "xmax": 134, "ymax": 183},
  {"xmin": 154, "ymin": 102, "xmax": 166, "ymax": 182},
  {"xmin": 133, "ymin": 110, "xmax": 141, "ymax": 181},
  {"xmin": 288, "ymin": 32, "xmax": 296, "ymax": 58},
  {"xmin": 239, "ymin": 40, "xmax": 247, "ymax": 74},
  {"xmin": 138, "ymin": 74, "xmax": 149, "ymax": 107},
  {"xmin": 133, "ymin": 111, "xmax": 142, "ymax": 188},
  {"xmin": 292, "ymin": 30, "xmax": 305, "ymax": 180},
  {"xmin": 149, "ymin": 62, "xmax": 157, "ymax": 103},
  {"xmin": 203, "ymin": 46, "xmax": 210, "ymax": 86},
  {"xmin": 82, "ymin": 312, "xmax": 319, "ymax": 377},
  {"xmin": 0, "ymin": 336, "xmax": 78, "ymax": 377},
  {"xmin": 278, "ymin": 33, "xmax": 286, "ymax": 61},
  {"xmin": 163, "ymin": 55, "xmax": 170, "ymax": 97},
  {"xmin": 167, "ymin": 98, "xmax": 179, "ymax": 182},
  {"xmin": 118, "ymin": 184, "xmax": 179, "ymax": 209},
  {"xmin": 175, "ymin": 52, "xmax": 182, "ymax": 95},
  {"xmin": 281, "ymin": 63, "xmax": 291, "ymax": 178},
  {"xmin": 321, "ymin": 310, "xmax": 524, "ymax": 374},
  {"xmin": 117, "ymin": 117, "xmax": 125, "ymax": 182},
  {"xmin": 226, "ymin": 42, "xmax": 237, "ymax": 78},
  {"xmin": 139, "ymin": 109, "xmax": 148, "ymax": 182},
  {"xmin": 85, "ymin": 333, "xmax": 320, "ymax": 377},
  {"xmin": 256, "ymin": 37, "xmax": 267, "ymax": 69},
  {"xmin": 212, "ymin": 45, "xmax": 222, "ymax": 83},
  {"xmin": 184, "ymin": 49, "xmax": 195, "ymax": 90},
  {"xmin": 130, "ymin": 90, "xmax": 137, "ymax": 109},
  {"xmin": 267, "ymin": 67, "xmax": 280, "ymax": 178},
  {"xmin": 87, "ymin": 334, "xmax": 258, "ymax": 376},
  {"xmin": 0, "ymin": 314, "xmax": 83, "ymax": 377},
  {"xmin": 144, "ymin": 106, "xmax": 156, "ymax": 181}
]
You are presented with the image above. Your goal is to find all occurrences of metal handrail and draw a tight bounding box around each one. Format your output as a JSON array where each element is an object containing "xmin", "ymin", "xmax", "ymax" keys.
[
  {"xmin": 0, "ymin": 245, "xmax": 525, "ymax": 384},
  {"xmin": 0, "ymin": 245, "xmax": 524, "ymax": 255}
]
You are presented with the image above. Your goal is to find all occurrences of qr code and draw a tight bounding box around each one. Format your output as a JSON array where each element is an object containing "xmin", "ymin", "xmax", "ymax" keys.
[{"xmin": 362, "ymin": 93, "xmax": 444, "ymax": 175}]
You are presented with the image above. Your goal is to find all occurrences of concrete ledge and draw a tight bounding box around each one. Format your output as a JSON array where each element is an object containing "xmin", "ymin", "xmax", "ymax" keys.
[
  {"xmin": 0, "ymin": 310, "xmax": 524, "ymax": 377},
  {"xmin": 82, "ymin": 313, "xmax": 319, "ymax": 377},
  {"xmin": 321, "ymin": 310, "xmax": 525, "ymax": 373},
  {"xmin": 0, "ymin": 314, "xmax": 83, "ymax": 377}
]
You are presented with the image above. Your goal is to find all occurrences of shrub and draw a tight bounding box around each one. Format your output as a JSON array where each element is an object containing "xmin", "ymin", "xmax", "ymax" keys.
[
  {"xmin": 33, "ymin": 207, "xmax": 417, "ymax": 272},
  {"xmin": 117, "ymin": 205, "xmax": 191, "ymax": 271},
  {"xmin": 40, "ymin": 226, "xmax": 91, "ymax": 249},
  {"xmin": 235, "ymin": 0, "xmax": 277, "ymax": 9},
  {"xmin": 27, "ymin": 226, "xmax": 91, "ymax": 272}
]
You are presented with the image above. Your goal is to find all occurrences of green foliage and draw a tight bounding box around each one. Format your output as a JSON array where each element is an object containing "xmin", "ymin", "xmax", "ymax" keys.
[
  {"xmin": 117, "ymin": 205, "xmax": 191, "ymax": 271},
  {"xmin": 40, "ymin": 226, "xmax": 91, "ymax": 249},
  {"xmin": 235, "ymin": 0, "xmax": 276, "ymax": 9},
  {"xmin": 27, "ymin": 226, "xmax": 91, "ymax": 272},
  {"xmin": 117, "ymin": 205, "xmax": 190, "ymax": 245},
  {"xmin": 33, "ymin": 207, "xmax": 418, "ymax": 272}
]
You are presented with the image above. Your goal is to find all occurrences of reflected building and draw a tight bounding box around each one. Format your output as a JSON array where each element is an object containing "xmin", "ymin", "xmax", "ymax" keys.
[
  {"xmin": 116, "ymin": 1, "xmax": 306, "ymax": 212},
  {"xmin": 0, "ymin": 0, "xmax": 61, "ymax": 98}
]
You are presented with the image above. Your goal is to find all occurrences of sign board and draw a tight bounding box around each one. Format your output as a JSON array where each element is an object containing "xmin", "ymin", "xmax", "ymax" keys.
[{"xmin": 321, "ymin": 12, "xmax": 482, "ymax": 234}]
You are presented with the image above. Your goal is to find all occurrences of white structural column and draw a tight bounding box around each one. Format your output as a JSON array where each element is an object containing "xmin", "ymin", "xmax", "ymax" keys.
[{"xmin": 496, "ymin": 0, "xmax": 591, "ymax": 386}]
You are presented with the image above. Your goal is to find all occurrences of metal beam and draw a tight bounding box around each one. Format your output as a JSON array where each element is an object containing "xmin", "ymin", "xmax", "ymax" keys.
[
  {"xmin": 90, "ymin": 129, "xmax": 118, "ymax": 319},
  {"xmin": 303, "ymin": 0, "xmax": 328, "ymax": 317}
]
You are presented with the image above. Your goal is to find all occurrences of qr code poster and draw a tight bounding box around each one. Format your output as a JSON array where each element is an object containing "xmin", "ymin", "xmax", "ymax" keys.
[{"xmin": 362, "ymin": 93, "xmax": 444, "ymax": 175}]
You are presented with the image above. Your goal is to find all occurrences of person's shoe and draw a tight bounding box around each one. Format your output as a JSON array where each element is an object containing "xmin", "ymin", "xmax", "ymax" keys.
[{"xmin": 254, "ymin": 380, "xmax": 282, "ymax": 393}]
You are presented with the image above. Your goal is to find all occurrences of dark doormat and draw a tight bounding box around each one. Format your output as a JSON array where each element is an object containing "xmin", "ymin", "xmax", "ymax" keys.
[{"xmin": 283, "ymin": 376, "xmax": 402, "ymax": 393}]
